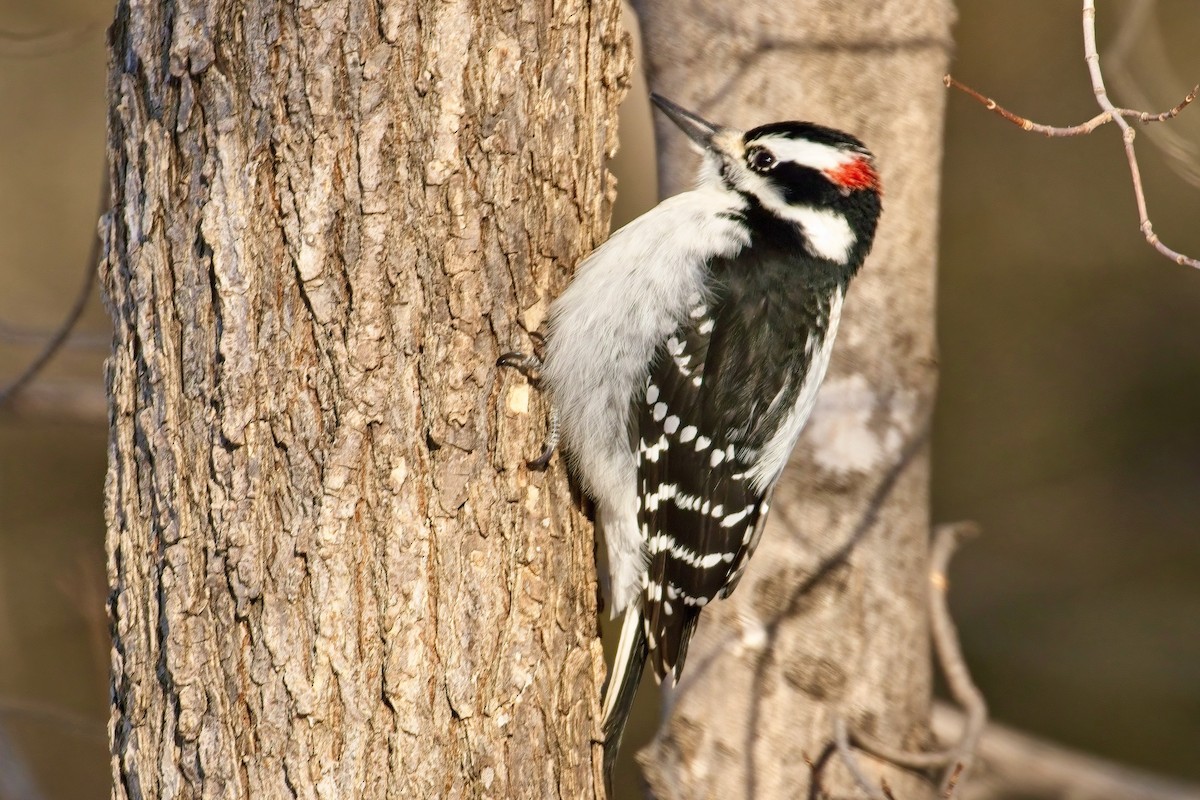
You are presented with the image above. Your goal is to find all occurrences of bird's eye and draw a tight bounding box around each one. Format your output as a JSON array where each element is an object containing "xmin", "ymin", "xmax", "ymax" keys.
[{"xmin": 747, "ymin": 148, "xmax": 776, "ymax": 172}]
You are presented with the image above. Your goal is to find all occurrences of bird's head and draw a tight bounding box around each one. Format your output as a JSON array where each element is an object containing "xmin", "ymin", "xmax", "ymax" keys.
[{"xmin": 651, "ymin": 93, "xmax": 882, "ymax": 266}]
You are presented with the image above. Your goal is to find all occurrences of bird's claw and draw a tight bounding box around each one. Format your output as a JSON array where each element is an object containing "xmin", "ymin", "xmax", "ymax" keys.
[
  {"xmin": 527, "ymin": 406, "xmax": 560, "ymax": 469},
  {"xmin": 497, "ymin": 351, "xmax": 543, "ymax": 382},
  {"xmin": 498, "ymin": 336, "xmax": 557, "ymax": 468}
]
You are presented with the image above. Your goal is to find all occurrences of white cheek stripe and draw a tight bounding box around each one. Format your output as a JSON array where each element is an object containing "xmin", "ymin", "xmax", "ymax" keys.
[
  {"xmin": 725, "ymin": 161, "xmax": 857, "ymax": 264},
  {"xmin": 754, "ymin": 135, "xmax": 857, "ymax": 171},
  {"xmin": 783, "ymin": 205, "xmax": 856, "ymax": 264}
]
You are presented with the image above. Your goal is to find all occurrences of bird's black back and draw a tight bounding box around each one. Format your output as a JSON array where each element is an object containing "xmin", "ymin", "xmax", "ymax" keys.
[{"xmin": 635, "ymin": 211, "xmax": 865, "ymax": 680}]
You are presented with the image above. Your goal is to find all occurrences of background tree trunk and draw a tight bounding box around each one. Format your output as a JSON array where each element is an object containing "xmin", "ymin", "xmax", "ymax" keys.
[
  {"xmin": 632, "ymin": 1, "xmax": 954, "ymax": 796},
  {"xmin": 101, "ymin": 1, "xmax": 626, "ymax": 797}
]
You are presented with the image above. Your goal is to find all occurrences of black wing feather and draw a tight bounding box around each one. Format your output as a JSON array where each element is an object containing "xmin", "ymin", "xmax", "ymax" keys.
[{"xmin": 635, "ymin": 239, "xmax": 847, "ymax": 682}]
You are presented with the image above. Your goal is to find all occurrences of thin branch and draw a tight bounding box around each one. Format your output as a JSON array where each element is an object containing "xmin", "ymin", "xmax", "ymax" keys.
[
  {"xmin": 0, "ymin": 257, "xmax": 97, "ymax": 408},
  {"xmin": 931, "ymin": 704, "xmax": 1200, "ymax": 800},
  {"xmin": 806, "ymin": 741, "xmax": 837, "ymax": 800},
  {"xmin": 927, "ymin": 523, "xmax": 986, "ymax": 792},
  {"xmin": 1105, "ymin": 0, "xmax": 1200, "ymax": 188},
  {"xmin": 943, "ymin": 74, "xmax": 1197, "ymax": 137},
  {"xmin": 740, "ymin": 412, "xmax": 933, "ymax": 798},
  {"xmin": 850, "ymin": 735, "xmax": 956, "ymax": 770},
  {"xmin": 834, "ymin": 716, "xmax": 892, "ymax": 800},
  {"xmin": 945, "ymin": 0, "xmax": 1200, "ymax": 269},
  {"xmin": 1080, "ymin": 0, "xmax": 1200, "ymax": 269},
  {"xmin": 0, "ymin": 176, "xmax": 107, "ymax": 409},
  {"xmin": 849, "ymin": 523, "xmax": 987, "ymax": 793},
  {"xmin": 942, "ymin": 763, "xmax": 965, "ymax": 799}
]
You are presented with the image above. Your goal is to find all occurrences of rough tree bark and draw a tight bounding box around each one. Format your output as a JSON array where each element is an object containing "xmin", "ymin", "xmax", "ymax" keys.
[
  {"xmin": 632, "ymin": 1, "xmax": 954, "ymax": 796},
  {"xmin": 101, "ymin": 1, "xmax": 626, "ymax": 797}
]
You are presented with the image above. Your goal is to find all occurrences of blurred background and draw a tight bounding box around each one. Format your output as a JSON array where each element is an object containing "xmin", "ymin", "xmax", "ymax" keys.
[{"xmin": 1, "ymin": 0, "xmax": 1197, "ymax": 796}]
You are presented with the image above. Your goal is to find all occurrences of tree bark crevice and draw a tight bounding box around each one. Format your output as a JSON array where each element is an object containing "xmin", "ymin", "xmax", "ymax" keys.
[{"xmin": 104, "ymin": 1, "xmax": 628, "ymax": 797}]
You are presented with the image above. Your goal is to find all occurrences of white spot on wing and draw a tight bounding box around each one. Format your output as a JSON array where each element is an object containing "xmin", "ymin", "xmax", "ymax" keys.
[
  {"xmin": 648, "ymin": 532, "xmax": 674, "ymax": 553},
  {"xmin": 643, "ymin": 434, "xmax": 669, "ymax": 463},
  {"xmin": 721, "ymin": 505, "xmax": 753, "ymax": 528}
]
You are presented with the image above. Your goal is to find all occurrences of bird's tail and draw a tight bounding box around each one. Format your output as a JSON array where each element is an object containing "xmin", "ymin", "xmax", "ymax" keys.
[{"xmin": 602, "ymin": 606, "xmax": 648, "ymax": 792}]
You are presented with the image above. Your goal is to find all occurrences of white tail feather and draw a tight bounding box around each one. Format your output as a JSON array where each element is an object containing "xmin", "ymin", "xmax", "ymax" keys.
[{"xmin": 602, "ymin": 607, "xmax": 643, "ymax": 725}]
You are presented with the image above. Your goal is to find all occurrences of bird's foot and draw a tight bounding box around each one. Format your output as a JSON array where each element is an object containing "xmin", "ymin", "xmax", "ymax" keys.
[
  {"xmin": 498, "ymin": 333, "xmax": 556, "ymax": 468},
  {"xmin": 497, "ymin": 331, "xmax": 546, "ymax": 382},
  {"xmin": 526, "ymin": 406, "xmax": 559, "ymax": 470}
]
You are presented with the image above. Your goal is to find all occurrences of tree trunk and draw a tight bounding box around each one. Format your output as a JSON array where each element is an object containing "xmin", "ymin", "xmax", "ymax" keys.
[
  {"xmin": 632, "ymin": 1, "xmax": 954, "ymax": 796},
  {"xmin": 101, "ymin": 1, "xmax": 627, "ymax": 797}
]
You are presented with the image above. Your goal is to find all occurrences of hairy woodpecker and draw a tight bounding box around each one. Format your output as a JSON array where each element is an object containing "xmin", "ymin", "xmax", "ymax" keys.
[{"xmin": 501, "ymin": 94, "xmax": 882, "ymax": 776}]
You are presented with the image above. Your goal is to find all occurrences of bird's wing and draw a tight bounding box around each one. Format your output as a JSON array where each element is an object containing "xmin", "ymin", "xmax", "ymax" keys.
[{"xmin": 636, "ymin": 281, "xmax": 794, "ymax": 681}]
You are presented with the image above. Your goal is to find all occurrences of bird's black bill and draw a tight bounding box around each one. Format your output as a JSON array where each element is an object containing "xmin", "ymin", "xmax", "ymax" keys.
[{"xmin": 650, "ymin": 93, "xmax": 718, "ymax": 149}]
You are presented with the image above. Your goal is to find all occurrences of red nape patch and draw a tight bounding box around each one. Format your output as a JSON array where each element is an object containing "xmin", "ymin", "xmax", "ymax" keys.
[{"xmin": 825, "ymin": 158, "xmax": 880, "ymax": 192}]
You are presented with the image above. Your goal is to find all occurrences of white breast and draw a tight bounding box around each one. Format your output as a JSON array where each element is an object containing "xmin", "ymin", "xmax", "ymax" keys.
[{"xmin": 540, "ymin": 187, "xmax": 749, "ymax": 611}]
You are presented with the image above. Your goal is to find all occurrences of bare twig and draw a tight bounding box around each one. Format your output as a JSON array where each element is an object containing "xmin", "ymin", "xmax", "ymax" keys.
[
  {"xmin": 1106, "ymin": 0, "xmax": 1200, "ymax": 188},
  {"xmin": 850, "ymin": 523, "xmax": 986, "ymax": 792},
  {"xmin": 927, "ymin": 523, "xmax": 986, "ymax": 791},
  {"xmin": 0, "ymin": 176, "xmax": 106, "ymax": 409},
  {"xmin": 833, "ymin": 717, "xmax": 891, "ymax": 800},
  {"xmin": 0, "ymin": 257, "xmax": 98, "ymax": 408},
  {"xmin": 945, "ymin": 0, "xmax": 1200, "ymax": 269},
  {"xmin": 850, "ymin": 734, "xmax": 957, "ymax": 770},
  {"xmin": 942, "ymin": 762, "xmax": 964, "ymax": 799},
  {"xmin": 1081, "ymin": 0, "xmax": 1200, "ymax": 268},
  {"xmin": 931, "ymin": 703, "xmax": 1200, "ymax": 800},
  {"xmin": 806, "ymin": 741, "xmax": 837, "ymax": 800},
  {"xmin": 943, "ymin": 74, "xmax": 1197, "ymax": 137}
]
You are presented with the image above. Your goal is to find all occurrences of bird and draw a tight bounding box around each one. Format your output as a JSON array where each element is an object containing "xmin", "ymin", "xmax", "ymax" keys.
[{"xmin": 499, "ymin": 93, "xmax": 883, "ymax": 782}]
